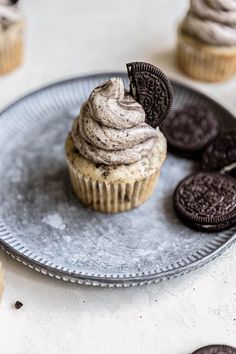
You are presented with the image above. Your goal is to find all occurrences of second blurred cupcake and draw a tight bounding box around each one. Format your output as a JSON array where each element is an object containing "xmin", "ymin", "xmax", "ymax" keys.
[
  {"xmin": 176, "ymin": 0, "xmax": 236, "ymax": 82},
  {"xmin": 0, "ymin": 263, "xmax": 3, "ymax": 302},
  {"xmin": 0, "ymin": 0, "xmax": 25, "ymax": 75}
]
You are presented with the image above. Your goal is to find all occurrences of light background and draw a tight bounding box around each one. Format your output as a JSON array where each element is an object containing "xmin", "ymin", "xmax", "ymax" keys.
[{"xmin": 0, "ymin": 1, "xmax": 236, "ymax": 353}]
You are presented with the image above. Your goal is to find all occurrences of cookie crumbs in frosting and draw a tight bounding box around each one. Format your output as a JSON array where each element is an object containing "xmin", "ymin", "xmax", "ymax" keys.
[
  {"xmin": 181, "ymin": 0, "xmax": 236, "ymax": 46},
  {"xmin": 0, "ymin": 0, "xmax": 22, "ymax": 30},
  {"xmin": 72, "ymin": 78, "xmax": 159, "ymax": 165}
]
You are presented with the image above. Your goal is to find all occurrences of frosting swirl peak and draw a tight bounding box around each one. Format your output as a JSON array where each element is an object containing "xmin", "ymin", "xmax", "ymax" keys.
[
  {"xmin": 72, "ymin": 78, "xmax": 158, "ymax": 165},
  {"xmin": 181, "ymin": 0, "xmax": 236, "ymax": 46}
]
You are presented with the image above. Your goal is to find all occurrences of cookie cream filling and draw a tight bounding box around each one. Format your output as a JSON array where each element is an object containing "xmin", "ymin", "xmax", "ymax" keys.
[
  {"xmin": 72, "ymin": 78, "xmax": 159, "ymax": 165},
  {"xmin": 181, "ymin": 0, "xmax": 236, "ymax": 46}
]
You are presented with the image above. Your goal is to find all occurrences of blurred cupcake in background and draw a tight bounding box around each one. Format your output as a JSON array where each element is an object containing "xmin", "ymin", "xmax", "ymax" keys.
[
  {"xmin": 0, "ymin": 263, "xmax": 3, "ymax": 302},
  {"xmin": 176, "ymin": 0, "xmax": 236, "ymax": 82},
  {"xmin": 0, "ymin": 0, "xmax": 25, "ymax": 75}
]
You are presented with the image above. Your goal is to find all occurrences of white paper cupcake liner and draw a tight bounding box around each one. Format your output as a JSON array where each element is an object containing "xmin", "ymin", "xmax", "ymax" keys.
[
  {"xmin": 68, "ymin": 162, "xmax": 160, "ymax": 213},
  {"xmin": 0, "ymin": 34, "xmax": 23, "ymax": 74}
]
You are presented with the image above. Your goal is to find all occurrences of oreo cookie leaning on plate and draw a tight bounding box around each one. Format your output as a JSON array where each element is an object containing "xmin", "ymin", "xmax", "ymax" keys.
[
  {"xmin": 126, "ymin": 62, "xmax": 173, "ymax": 128},
  {"xmin": 162, "ymin": 105, "xmax": 220, "ymax": 158},
  {"xmin": 201, "ymin": 130, "xmax": 236, "ymax": 177},
  {"xmin": 174, "ymin": 172, "xmax": 236, "ymax": 232},
  {"xmin": 191, "ymin": 345, "xmax": 236, "ymax": 354}
]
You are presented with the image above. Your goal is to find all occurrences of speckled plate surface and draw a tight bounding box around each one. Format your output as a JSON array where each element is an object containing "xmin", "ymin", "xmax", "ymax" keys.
[{"xmin": 0, "ymin": 73, "xmax": 236, "ymax": 287}]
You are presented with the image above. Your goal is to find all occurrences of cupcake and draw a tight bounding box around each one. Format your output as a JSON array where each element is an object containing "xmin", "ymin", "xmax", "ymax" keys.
[
  {"xmin": 0, "ymin": 0, "xmax": 25, "ymax": 75},
  {"xmin": 65, "ymin": 63, "xmax": 172, "ymax": 213},
  {"xmin": 0, "ymin": 263, "xmax": 3, "ymax": 301},
  {"xmin": 176, "ymin": 0, "xmax": 236, "ymax": 82}
]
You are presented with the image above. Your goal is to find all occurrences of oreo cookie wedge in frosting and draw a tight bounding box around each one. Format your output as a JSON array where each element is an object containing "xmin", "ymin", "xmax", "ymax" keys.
[
  {"xmin": 162, "ymin": 104, "xmax": 220, "ymax": 158},
  {"xmin": 126, "ymin": 62, "xmax": 173, "ymax": 128}
]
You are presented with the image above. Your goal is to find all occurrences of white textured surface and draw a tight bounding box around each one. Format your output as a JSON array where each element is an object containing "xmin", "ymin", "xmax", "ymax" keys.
[{"xmin": 0, "ymin": 0, "xmax": 236, "ymax": 353}]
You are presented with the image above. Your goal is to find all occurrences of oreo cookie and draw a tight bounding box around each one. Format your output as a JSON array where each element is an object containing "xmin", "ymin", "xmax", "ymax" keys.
[
  {"xmin": 191, "ymin": 345, "xmax": 236, "ymax": 354},
  {"xmin": 126, "ymin": 62, "xmax": 173, "ymax": 128},
  {"xmin": 201, "ymin": 130, "xmax": 236, "ymax": 177},
  {"xmin": 174, "ymin": 172, "xmax": 236, "ymax": 231},
  {"xmin": 162, "ymin": 105, "xmax": 220, "ymax": 158}
]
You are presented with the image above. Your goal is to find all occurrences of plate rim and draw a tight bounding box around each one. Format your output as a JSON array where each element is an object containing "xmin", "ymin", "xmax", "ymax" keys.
[
  {"xmin": 0, "ymin": 72, "xmax": 236, "ymax": 287},
  {"xmin": 0, "ymin": 229, "xmax": 236, "ymax": 287}
]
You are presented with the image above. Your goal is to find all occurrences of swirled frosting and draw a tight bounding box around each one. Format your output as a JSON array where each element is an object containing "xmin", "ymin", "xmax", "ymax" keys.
[
  {"xmin": 181, "ymin": 0, "xmax": 236, "ymax": 46},
  {"xmin": 0, "ymin": 0, "xmax": 21, "ymax": 30},
  {"xmin": 72, "ymin": 78, "xmax": 158, "ymax": 165}
]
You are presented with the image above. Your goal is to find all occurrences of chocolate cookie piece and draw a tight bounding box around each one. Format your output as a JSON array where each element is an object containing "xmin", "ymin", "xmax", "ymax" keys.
[
  {"xmin": 191, "ymin": 345, "xmax": 236, "ymax": 354},
  {"xmin": 15, "ymin": 301, "xmax": 23, "ymax": 309},
  {"xmin": 126, "ymin": 62, "xmax": 173, "ymax": 128},
  {"xmin": 201, "ymin": 130, "xmax": 236, "ymax": 176},
  {"xmin": 174, "ymin": 172, "xmax": 236, "ymax": 231},
  {"xmin": 162, "ymin": 105, "xmax": 220, "ymax": 158}
]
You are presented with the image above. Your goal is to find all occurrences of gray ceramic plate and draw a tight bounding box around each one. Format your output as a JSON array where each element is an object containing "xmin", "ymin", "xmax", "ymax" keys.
[{"xmin": 0, "ymin": 73, "xmax": 236, "ymax": 287}]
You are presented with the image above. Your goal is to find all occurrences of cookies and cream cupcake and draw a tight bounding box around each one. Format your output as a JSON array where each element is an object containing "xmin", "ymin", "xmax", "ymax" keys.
[
  {"xmin": 0, "ymin": 0, "xmax": 25, "ymax": 75},
  {"xmin": 0, "ymin": 263, "xmax": 3, "ymax": 301},
  {"xmin": 65, "ymin": 63, "xmax": 173, "ymax": 213},
  {"xmin": 177, "ymin": 0, "xmax": 236, "ymax": 82}
]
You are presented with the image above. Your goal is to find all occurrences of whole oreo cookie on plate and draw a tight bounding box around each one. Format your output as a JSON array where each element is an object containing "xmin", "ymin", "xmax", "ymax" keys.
[
  {"xmin": 201, "ymin": 129, "xmax": 236, "ymax": 177},
  {"xmin": 126, "ymin": 62, "xmax": 173, "ymax": 128},
  {"xmin": 191, "ymin": 345, "xmax": 236, "ymax": 354},
  {"xmin": 162, "ymin": 105, "xmax": 220, "ymax": 158},
  {"xmin": 174, "ymin": 172, "xmax": 236, "ymax": 232}
]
